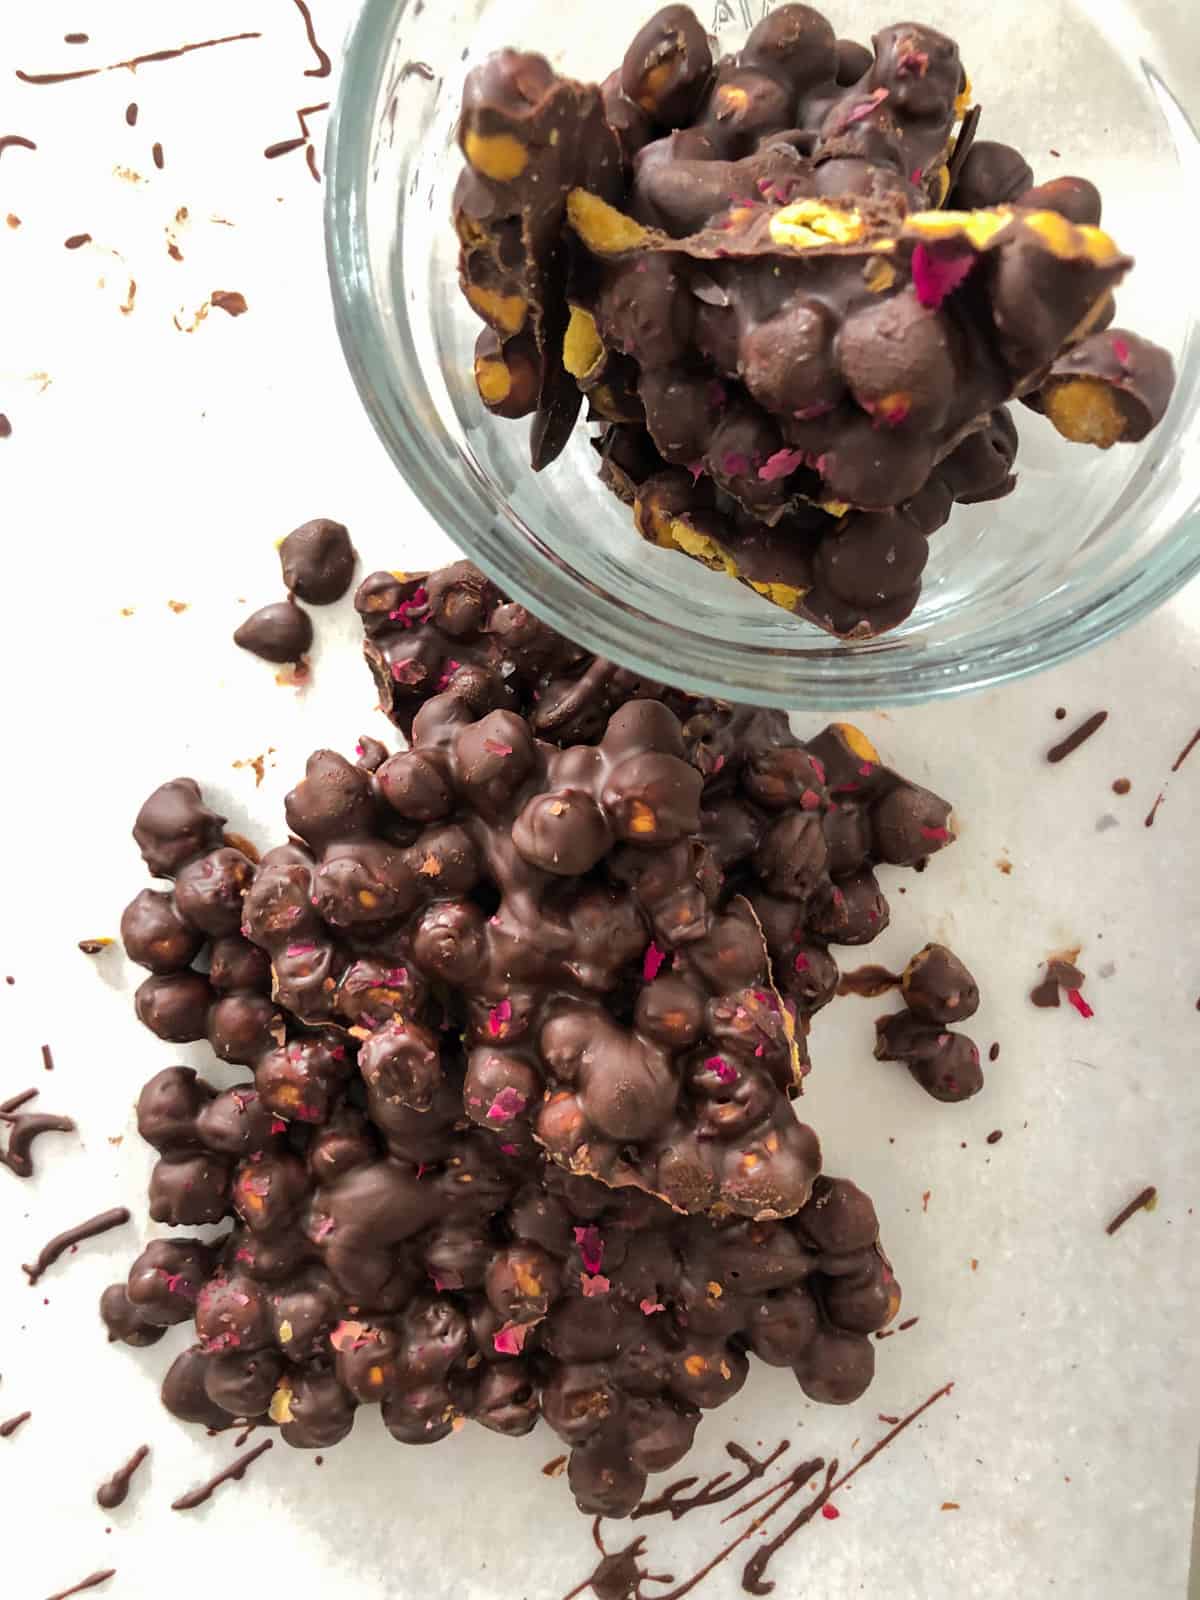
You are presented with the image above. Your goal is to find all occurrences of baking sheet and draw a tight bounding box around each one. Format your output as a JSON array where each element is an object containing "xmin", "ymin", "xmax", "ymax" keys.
[{"xmin": 1, "ymin": 3, "xmax": 1198, "ymax": 1596}]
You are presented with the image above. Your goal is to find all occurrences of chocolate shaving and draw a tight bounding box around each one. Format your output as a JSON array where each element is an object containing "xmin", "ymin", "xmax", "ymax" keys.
[{"xmin": 1105, "ymin": 1185, "xmax": 1157, "ymax": 1236}]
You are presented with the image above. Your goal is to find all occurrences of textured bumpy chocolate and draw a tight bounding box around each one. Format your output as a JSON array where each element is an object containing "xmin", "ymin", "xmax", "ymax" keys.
[
  {"xmin": 452, "ymin": 7, "xmax": 1176, "ymax": 635},
  {"xmin": 353, "ymin": 559, "xmax": 955, "ymax": 1032},
  {"xmin": 108, "ymin": 754, "xmax": 903, "ymax": 1517},
  {"xmin": 874, "ymin": 941, "xmax": 983, "ymax": 1101}
]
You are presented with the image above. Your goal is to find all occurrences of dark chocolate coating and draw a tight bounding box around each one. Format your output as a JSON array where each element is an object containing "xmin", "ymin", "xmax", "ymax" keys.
[
  {"xmin": 279, "ymin": 519, "xmax": 357, "ymax": 605},
  {"xmin": 234, "ymin": 600, "xmax": 313, "ymax": 664},
  {"xmin": 133, "ymin": 778, "xmax": 225, "ymax": 880},
  {"xmin": 874, "ymin": 1011, "xmax": 984, "ymax": 1102},
  {"xmin": 948, "ymin": 140, "xmax": 1034, "ymax": 208},
  {"xmin": 121, "ymin": 888, "xmax": 204, "ymax": 973},
  {"xmin": 901, "ymin": 942, "xmax": 979, "ymax": 1025},
  {"xmin": 1017, "ymin": 176, "xmax": 1102, "ymax": 227},
  {"xmin": 620, "ymin": 5, "xmax": 713, "ymax": 127}
]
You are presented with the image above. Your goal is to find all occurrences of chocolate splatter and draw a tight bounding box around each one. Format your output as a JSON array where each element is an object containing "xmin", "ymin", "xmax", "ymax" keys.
[
  {"xmin": 46, "ymin": 1573, "xmax": 116, "ymax": 1600},
  {"xmin": 0, "ymin": 1411, "xmax": 32, "ymax": 1438},
  {"xmin": 211, "ymin": 290, "xmax": 248, "ymax": 317},
  {"xmin": 125, "ymin": 103, "xmax": 138, "ymax": 126},
  {"xmin": 1031, "ymin": 956, "xmax": 1085, "ymax": 1008},
  {"xmin": 41, "ymin": 1044, "xmax": 55, "ymax": 1072},
  {"xmin": 171, "ymin": 1438, "xmax": 274, "ymax": 1510},
  {"xmin": 1047, "ymin": 710, "xmax": 1107, "ymax": 764},
  {"xmin": 633, "ymin": 1440, "xmax": 790, "ymax": 1521},
  {"xmin": 17, "ymin": 32, "xmax": 263, "ymax": 86},
  {"xmin": 986, "ymin": 1129, "xmax": 1002, "ymax": 1144},
  {"xmin": 97, "ymin": 1444, "xmax": 149, "ymax": 1508},
  {"xmin": 1, "ymin": 1087, "xmax": 75, "ymax": 1179},
  {"xmin": 988, "ymin": 1042, "xmax": 1000, "ymax": 1062},
  {"xmin": 897, "ymin": 1316, "xmax": 919, "ymax": 1331},
  {"xmin": 543, "ymin": 1454, "xmax": 568, "ymax": 1476},
  {"xmin": 1171, "ymin": 729, "xmax": 1200, "ymax": 773},
  {"xmin": 64, "ymin": 233, "xmax": 91, "ymax": 249},
  {"xmin": 1054, "ymin": 707, "xmax": 1067, "ymax": 720},
  {"xmin": 78, "ymin": 939, "xmax": 114, "ymax": 955},
  {"xmin": 167, "ymin": 600, "xmax": 188, "ymax": 614},
  {"xmin": 1111, "ymin": 778, "xmax": 1131, "ymax": 795},
  {"xmin": 65, "ymin": 34, "xmax": 90, "ymax": 44},
  {"xmin": 23, "ymin": 1207, "xmax": 130, "ymax": 1285},
  {"xmin": 1105, "ymin": 1185, "xmax": 1157, "ymax": 1236},
  {"xmin": 835, "ymin": 965, "xmax": 901, "ymax": 999},
  {"xmin": 561, "ymin": 1522, "xmax": 673, "ymax": 1600},
  {"xmin": 290, "ymin": 0, "xmax": 332, "ymax": 78},
  {"xmin": 152, "ymin": 142, "xmax": 164, "ymax": 170},
  {"xmin": 1144, "ymin": 792, "xmax": 1165, "ymax": 828},
  {"xmin": 0, "ymin": 135, "xmax": 37, "ymax": 158}
]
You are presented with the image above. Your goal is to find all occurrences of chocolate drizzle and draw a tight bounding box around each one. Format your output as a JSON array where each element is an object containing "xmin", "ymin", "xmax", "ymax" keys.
[
  {"xmin": 1172, "ymin": 728, "xmax": 1200, "ymax": 773},
  {"xmin": 1047, "ymin": 711, "xmax": 1108, "ymax": 764},
  {"xmin": 22, "ymin": 1207, "xmax": 129, "ymax": 1284},
  {"xmin": 835, "ymin": 964, "xmax": 901, "ymax": 999},
  {"xmin": 263, "ymin": 102, "xmax": 329, "ymax": 182},
  {"xmin": 0, "ymin": 135, "xmax": 37, "ymax": 158},
  {"xmin": 0, "ymin": 1086, "xmax": 75, "ymax": 1178},
  {"xmin": 46, "ymin": 1574, "xmax": 116, "ymax": 1600},
  {"xmin": 0, "ymin": 1411, "xmax": 32, "ymax": 1438},
  {"xmin": 633, "ymin": 1440, "xmax": 789, "ymax": 1521},
  {"xmin": 97, "ymin": 1443, "xmax": 150, "ymax": 1508},
  {"xmin": 1105, "ymin": 1185, "xmax": 1157, "ymax": 1236},
  {"xmin": 171, "ymin": 1437, "xmax": 274, "ymax": 1510},
  {"xmin": 16, "ymin": 32, "xmax": 263, "ymax": 85},
  {"xmin": 290, "ymin": 0, "xmax": 332, "ymax": 78}
]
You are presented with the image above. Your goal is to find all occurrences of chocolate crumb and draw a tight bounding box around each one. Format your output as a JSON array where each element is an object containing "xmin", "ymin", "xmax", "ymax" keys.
[
  {"xmin": 212, "ymin": 290, "xmax": 248, "ymax": 317},
  {"xmin": 119, "ymin": 607, "xmax": 134, "ymax": 617},
  {"xmin": 1105, "ymin": 1185, "xmax": 1157, "ymax": 1236},
  {"xmin": 1047, "ymin": 710, "xmax": 1107, "ymax": 764},
  {"xmin": 897, "ymin": 1316, "xmax": 918, "ymax": 1331},
  {"xmin": 64, "ymin": 233, "xmax": 91, "ymax": 249},
  {"xmin": 543, "ymin": 1454, "xmax": 568, "ymax": 1476},
  {"xmin": 1054, "ymin": 707, "xmax": 1067, "ymax": 720},
  {"xmin": 78, "ymin": 939, "xmax": 114, "ymax": 955},
  {"xmin": 986, "ymin": 1129, "xmax": 1002, "ymax": 1144},
  {"xmin": 65, "ymin": 33, "xmax": 90, "ymax": 44},
  {"xmin": 152, "ymin": 141, "xmax": 164, "ymax": 169},
  {"xmin": 995, "ymin": 857, "xmax": 1012, "ymax": 875},
  {"xmin": 41, "ymin": 1044, "xmax": 55, "ymax": 1072},
  {"xmin": 0, "ymin": 1410, "xmax": 32, "ymax": 1438},
  {"xmin": 4, "ymin": 214, "xmax": 18, "ymax": 228},
  {"xmin": 1111, "ymin": 778, "xmax": 1131, "ymax": 795},
  {"xmin": 988, "ymin": 1042, "xmax": 1000, "ymax": 1062},
  {"xmin": 167, "ymin": 600, "xmax": 189, "ymax": 614},
  {"xmin": 125, "ymin": 103, "xmax": 138, "ymax": 126}
]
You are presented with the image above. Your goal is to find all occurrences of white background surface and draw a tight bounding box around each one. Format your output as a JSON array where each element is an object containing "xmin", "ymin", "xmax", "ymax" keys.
[{"xmin": 1, "ymin": 3, "xmax": 1198, "ymax": 1598}]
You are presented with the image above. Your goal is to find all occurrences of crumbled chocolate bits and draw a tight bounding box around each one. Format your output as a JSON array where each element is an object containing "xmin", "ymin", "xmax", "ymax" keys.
[
  {"xmin": 451, "ymin": 10, "xmax": 1175, "ymax": 635},
  {"xmin": 78, "ymin": 938, "xmax": 114, "ymax": 954},
  {"xmin": 279, "ymin": 518, "xmax": 357, "ymax": 604},
  {"xmin": 211, "ymin": 289, "xmax": 247, "ymax": 316},
  {"xmin": 1030, "ymin": 955, "xmax": 1088, "ymax": 1011},
  {"xmin": 234, "ymin": 599, "xmax": 313, "ymax": 664}
]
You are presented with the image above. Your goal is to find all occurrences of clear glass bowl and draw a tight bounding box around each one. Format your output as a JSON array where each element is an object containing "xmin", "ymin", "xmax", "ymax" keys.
[{"xmin": 326, "ymin": 0, "xmax": 1200, "ymax": 709}]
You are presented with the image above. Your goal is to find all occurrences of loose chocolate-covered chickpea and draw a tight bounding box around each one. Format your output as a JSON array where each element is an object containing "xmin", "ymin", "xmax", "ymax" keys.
[
  {"xmin": 875, "ymin": 1013, "xmax": 983, "ymax": 1101},
  {"xmin": 902, "ymin": 942, "xmax": 980, "ymax": 1024},
  {"xmin": 1038, "ymin": 328, "xmax": 1175, "ymax": 448},
  {"xmin": 195, "ymin": 1085, "xmax": 281, "ymax": 1157},
  {"xmin": 1017, "ymin": 175, "xmax": 1102, "ymax": 227},
  {"xmin": 137, "ymin": 1065, "xmax": 215, "ymax": 1153},
  {"xmin": 121, "ymin": 888, "xmax": 204, "ymax": 973},
  {"xmin": 100, "ymin": 1283, "xmax": 167, "ymax": 1347},
  {"xmin": 870, "ymin": 781, "xmax": 953, "ymax": 866},
  {"xmin": 473, "ymin": 326, "xmax": 542, "ymax": 419},
  {"xmin": 133, "ymin": 777, "xmax": 225, "ymax": 880},
  {"xmin": 134, "ymin": 970, "xmax": 215, "ymax": 1043},
  {"xmin": 949, "ymin": 140, "xmax": 1034, "ymax": 208},
  {"xmin": 161, "ymin": 1346, "xmax": 235, "ymax": 1430},
  {"xmin": 208, "ymin": 991, "xmax": 281, "ymax": 1066},
  {"xmin": 795, "ymin": 1326, "xmax": 874, "ymax": 1403},
  {"xmin": 620, "ymin": 4, "xmax": 713, "ymax": 128},
  {"xmin": 208, "ymin": 934, "xmax": 272, "ymax": 994},
  {"xmin": 280, "ymin": 518, "xmax": 357, "ymax": 605},
  {"xmin": 204, "ymin": 1348, "xmax": 285, "ymax": 1417},
  {"xmin": 174, "ymin": 847, "xmax": 255, "ymax": 937},
  {"xmin": 747, "ymin": 1286, "xmax": 820, "ymax": 1366},
  {"xmin": 234, "ymin": 599, "xmax": 313, "ymax": 665},
  {"xmin": 231, "ymin": 1150, "xmax": 309, "ymax": 1233},
  {"xmin": 285, "ymin": 750, "xmax": 378, "ymax": 850},
  {"xmin": 278, "ymin": 1369, "xmax": 357, "ymax": 1448},
  {"xmin": 149, "ymin": 1153, "xmax": 231, "ymax": 1227},
  {"xmin": 126, "ymin": 1237, "xmax": 218, "ymax": 1325}
]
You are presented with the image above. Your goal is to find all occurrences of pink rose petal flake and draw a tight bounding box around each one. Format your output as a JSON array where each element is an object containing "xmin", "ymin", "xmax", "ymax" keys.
[
  {"xmin": 493, "ymin": 1322, "xmax": 531, "ymax": 1356},
  {"xmin": 486, "ymin": 1086, "xmax": 529, "ymax": 1124},
  {"xmin": 911, "ymin": 244, "xmax": 976, "ymax": 310},
  {"xmin": 642, "ymin": 943, "xmax": 666, "ymax": 982},
  {"xmin": 757, "ymin": 447, "xmax": 808, "ymax": 483},
  {"xmin": 580, "ymin": 1273, "xmax": 611, "ymax": 1298},
  {"xmin": 573, "ymin": 1225, "xmax": 604, "ymax": 1275}
]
